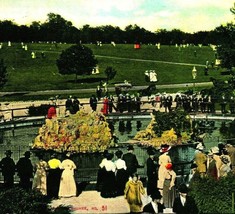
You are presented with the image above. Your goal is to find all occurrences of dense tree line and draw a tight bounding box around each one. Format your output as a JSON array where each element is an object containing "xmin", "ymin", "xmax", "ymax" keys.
[
  {"xmin": 0, "ymin": 12, "xmax": 232, "ymax": 45},
  {"xmin": 216, "ymin": 3, "xmax": 235, "ymax": 71}
]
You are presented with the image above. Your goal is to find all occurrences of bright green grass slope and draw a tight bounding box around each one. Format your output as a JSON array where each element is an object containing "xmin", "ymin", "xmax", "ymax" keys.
[{"xmin": 0, "ymin": 42, "xmax": 228, "ymax": 92}]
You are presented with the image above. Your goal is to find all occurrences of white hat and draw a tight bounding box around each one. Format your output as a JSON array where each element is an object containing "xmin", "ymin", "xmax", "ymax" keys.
[
  {"xmin": 196, "ymin": 143, "xmax": 204, "ymax": 151},
  {"xmin": 210, "ymin": 146, "xmax": 219, "ymax": 154}
]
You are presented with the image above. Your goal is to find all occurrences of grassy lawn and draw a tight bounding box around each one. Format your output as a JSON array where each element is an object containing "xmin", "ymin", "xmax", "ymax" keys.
[{"xmin": 0, "ymin": 42, "xmax": 230, "ymax": 95}]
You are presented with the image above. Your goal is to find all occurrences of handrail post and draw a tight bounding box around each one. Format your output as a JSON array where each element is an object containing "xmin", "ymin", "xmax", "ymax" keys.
[{"xmin": 11, "ymin": 109, "xmax": 14, "ymax": 120}]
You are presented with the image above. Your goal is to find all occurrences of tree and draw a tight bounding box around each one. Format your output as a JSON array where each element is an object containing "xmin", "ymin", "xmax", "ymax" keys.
[
  {"xmin": 56, "ymin": 44, "xmax": 98, "ymax": 81},
  {"xmin": 230, "ymin": 2, "xmax": 235, "ymax": 15},
  {"xmin": 0, "ymin": 59, "xmax": 7, "ymax": 87},
  {"xmin": 216, "ymin": 3, "xmax": 235, "ymax": 72},
  {"xmin": 104, "ymin": 66, "xmax": 117, "ymax": 83},
  {"xmin": 41, "ymin": 13, "xmax": 74, "ymax": 42}
]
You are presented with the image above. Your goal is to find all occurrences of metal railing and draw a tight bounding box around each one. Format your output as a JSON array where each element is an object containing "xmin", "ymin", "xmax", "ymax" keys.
[{"xmin": 0, "ymin": 143, "xmax": 196, "ymax": 183}]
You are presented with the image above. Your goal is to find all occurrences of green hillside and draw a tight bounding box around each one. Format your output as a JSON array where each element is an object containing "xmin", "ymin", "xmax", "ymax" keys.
[{"xmin": 0, "ymin": 42, "xmax": 227, "ymax": 92}]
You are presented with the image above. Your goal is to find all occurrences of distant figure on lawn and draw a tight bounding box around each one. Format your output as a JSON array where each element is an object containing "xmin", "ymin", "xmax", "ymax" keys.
[
  {"xmin": 0, "ymin": 150, "xmax": 16, "ymax": 188},
  {"xmin": 16, "ymin": 151, "xmax": 34, "ymax": 190}
]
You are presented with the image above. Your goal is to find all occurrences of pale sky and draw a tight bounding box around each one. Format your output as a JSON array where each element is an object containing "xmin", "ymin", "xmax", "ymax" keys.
[{"xmin": 0, "ymin": 0, "xmax": 234, "ymax": 33}]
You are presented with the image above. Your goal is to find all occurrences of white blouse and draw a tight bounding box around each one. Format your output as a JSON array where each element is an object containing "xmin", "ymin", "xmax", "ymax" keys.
[
  {"xmin": 104, "ymin": 160, "xmax": 116, "ymax": 172},
  {"xmin": 114, "ymin": 159, "xmax": 127, "ymax": 170}
]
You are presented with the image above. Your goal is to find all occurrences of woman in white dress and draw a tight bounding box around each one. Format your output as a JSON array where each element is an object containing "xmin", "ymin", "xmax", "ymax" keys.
[
  {"xmin": 58, "ymin": 153, "xmax": 77, "ymax": 198},
  {"xmin": 157, "ymin": 144, "xmax": 171, "ymax": 194}
]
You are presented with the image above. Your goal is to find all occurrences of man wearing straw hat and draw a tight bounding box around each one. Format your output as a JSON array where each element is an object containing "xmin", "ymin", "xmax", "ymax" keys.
[
  {"xmin": 194, "ymin": 143, "xmax": 207, "ymax": 178},
  {"xmin": 0, "ymin": 150, "xmax": 16, "ymax": 188}
]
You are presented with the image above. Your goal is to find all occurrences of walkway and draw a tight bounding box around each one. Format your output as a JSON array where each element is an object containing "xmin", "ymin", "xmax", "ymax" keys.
[
  {"xmin": 51, "ymin": 191, "xmax": 131, "ymax": 214},
  {"xmin": 50, "ymin": 188, "xmax": 173, "ymax": 214},
  {"xmin": 0, "ymin": 82, "xmax": 213, "ymax": 97}
]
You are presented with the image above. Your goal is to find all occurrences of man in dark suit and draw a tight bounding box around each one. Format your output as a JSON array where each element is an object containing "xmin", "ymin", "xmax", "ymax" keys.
[
  {"xmin": 143, "ymin": 189, "xmax": 164, "ymax": 213},
  {"xmin": 146, "ymin": 148, "xmax": 158, "ymax": 196},
  {"xmin": 173, "ymin": 183, "xmax": 198, "ymax": 214},
  {"xmin": 122, "ymin": 145, "xmax": 139, "ymax": 178},
  {"xmin": 0, "ymin": 150, "xmax": 16, "ymax": 188},
  {"xmin": 16, "ymin": 151, "xmax": 34, "ymax": 190}
]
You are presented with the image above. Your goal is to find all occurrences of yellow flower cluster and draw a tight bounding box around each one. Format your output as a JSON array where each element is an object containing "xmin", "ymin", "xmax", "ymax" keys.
[
  {"xmin": 133, "ymin": 120, "xmax": 190, "ymax": 148},
  {"xmin": 32, "ymin": 110, "xmax": 112, "ymax": 153}
]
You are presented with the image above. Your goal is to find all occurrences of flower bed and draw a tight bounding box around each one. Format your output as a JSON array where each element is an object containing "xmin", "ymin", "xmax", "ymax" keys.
[
  {"xmin": 32, "ymin": 110, "xmax": 113, "ymax": 153},
  {"xmin": 132, "ymin": 110, "xmax": 191, "ymax": 147}
]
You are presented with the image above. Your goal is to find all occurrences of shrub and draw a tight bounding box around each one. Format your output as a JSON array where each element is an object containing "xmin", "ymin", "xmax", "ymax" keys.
[
  {"xmin": 0, "ymin": 187, "xmax": 71, "ymax": 214},
  {"xmin": 190, "ymin": 173, "xmax": 235, "ymax": 214},
  {"xmin": 28, "ymin": 104, "xmax": 51, "ymax": 116}
]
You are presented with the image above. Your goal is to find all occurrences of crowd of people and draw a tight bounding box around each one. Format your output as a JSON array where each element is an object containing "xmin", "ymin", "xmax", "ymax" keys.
[
  {"xmin": 152, "ymin": 92, "xmax": 235, "ymax": 114},
  {"xmin": 191, "ymin": 142, "xmax": 232, "ymax": 180},
  {"xmin": 65, "ymin": 95, "xmax": 81, "ymax": 115},
  {"xmin": 94, "ymin": 141, "xmax": 235, "ymax": 213},
  {"xmin": 89, "ymin": 93, "xmax": 142, "ymax": 114},
  {"xmin": 64, "ymin": 91, "xmax": 235, "ymax": 117},
  {"xmin": 0, "ymin": 150, "xmax": 77, "ymax": 199},
  {"xmin": 1, "ymin": 137, "xmax": 234, "ymax": 213}
]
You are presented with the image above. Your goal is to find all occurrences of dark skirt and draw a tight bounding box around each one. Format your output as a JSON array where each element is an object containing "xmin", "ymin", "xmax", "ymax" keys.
[
  {"xmin": 100, "ymin": 170, "xmax": 117, "ymax": 198},
  {"xmin": 163, "ymin": 179, "xmax": 176, "ymax": 208},
  {"xmin": 116, "ymin": 168, "xmax": 128, "ymax": 196},
  {"xmin": 47, "ymin": 168, "xmax": 62, "ymax": 198},
  {"xmin": 147, "ymin": 175, "xmax": 158, "ymax": 196},
  {"xmin": 96, "ymin": 167, "xmax": 105, "ymax": 192}
]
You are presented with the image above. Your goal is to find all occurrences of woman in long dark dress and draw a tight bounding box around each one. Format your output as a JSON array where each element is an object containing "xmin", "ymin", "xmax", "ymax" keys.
[
  {"xmin": 47, "ymin": 153, "xmax": 62, "ymax": 198},
  {"xmin": 100, "ymin": 152, "xmax": 117, "ymax": 198},
  {"xmin": 96, "ymin": 150, "xmax": 108, "ymax": 192},
  {"xmin": 114, "ymin": 150, "xmax": 128, "ymax": 196}
]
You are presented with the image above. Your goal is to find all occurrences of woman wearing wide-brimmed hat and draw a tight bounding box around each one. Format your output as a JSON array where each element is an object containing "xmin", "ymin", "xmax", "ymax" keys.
[
  {"xmin": 219, "ymin": 155, "xmax": 231, "ymax": 177},
  {"xmin": 157, "ymin": 144, "xmax": 172, "ymax": 192},
  {"xmin": 209, "ymin": 146, "xmax": 222, "ymax": 178},
  {"xmin": 194, "ymin": 143, "xmax": 207, "ymax": 178}
]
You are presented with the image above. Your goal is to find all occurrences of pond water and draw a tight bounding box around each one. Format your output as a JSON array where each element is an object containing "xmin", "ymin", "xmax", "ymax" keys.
[
  {"xmin": 0, "ymin": 118, "xmax": 234, "ymax": 181},
  {"xmin": 0, "ymin": 118, "xmax": 234, "ymax": 153},
  {"xmin": 0, "ymin": 119, "xmax": 151, "ymax": 146}
]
